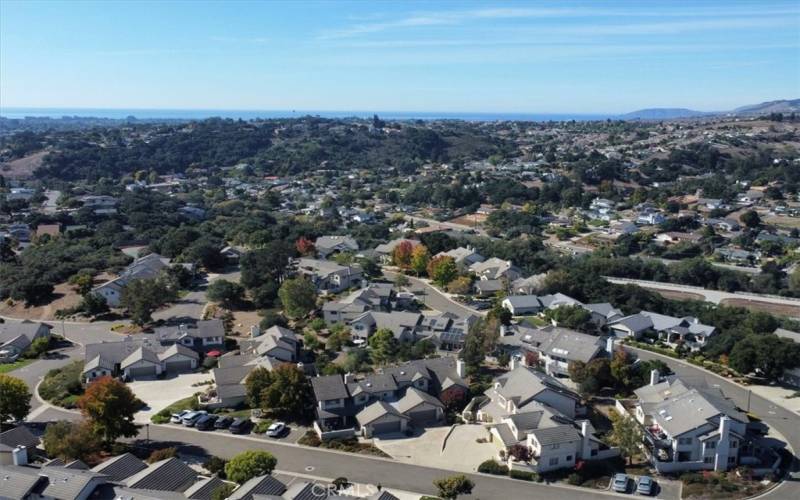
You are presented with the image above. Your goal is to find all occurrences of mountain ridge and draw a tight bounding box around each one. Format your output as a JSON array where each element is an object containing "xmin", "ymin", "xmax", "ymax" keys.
[{"xmin": 622, "ymin": 98, "xmax": 799, "ymax": 120}]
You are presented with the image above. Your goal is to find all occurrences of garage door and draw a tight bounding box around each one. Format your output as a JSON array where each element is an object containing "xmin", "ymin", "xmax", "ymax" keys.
[
  {"xmin": 372, "ymin": 420, "xmax": 401, "ymax": 434},
  {"xmin": 409, "ymin": 409, "xmax": 438, "ymax": 425},
  {"xmin": 165, "ymin": 360, "xmax": 193, "ymax": 373},
  {"xmin": 128, "ymin": 365, "xmax": 156, "ymax": 378}
]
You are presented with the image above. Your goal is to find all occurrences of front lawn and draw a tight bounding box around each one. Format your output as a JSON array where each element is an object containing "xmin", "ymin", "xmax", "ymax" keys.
[
  {"xmin": 0, "ymin": 358, "xmax": 34, "ymax": 374},
  {"xmin": 151, "ymin": 395, "xmax": 200, "ymax": 423},
  {"xmin": 39, "ymin": 361, "xmax": 85, "ymax": 408}
]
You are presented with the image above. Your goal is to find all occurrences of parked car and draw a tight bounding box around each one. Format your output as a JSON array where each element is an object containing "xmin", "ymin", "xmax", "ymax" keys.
[
  {"xmin": 637, "ymin": 476, "xmax": 654, "ymax": 496},
  {"xmin": 214, "ymin": 416, "xmax": 234, "ymax": 429},
  {"xmin": 182, "ymin": 410, "xmax": 207, "ymax": 427},
  {"xmin": 612, "ymin": 473, "xmax": 629, "ymax": 493},
  {"xmin": 171, "ymin": 410, "xmax": 190, "ymax": 424},
  {"xmin": 229, "ymin": 417, "xmax": 251, "ymax": 434},
  {"xmin": 265, "ymin": 422, "xmax": 286, "ymax": 437},
  {"xmin": 195, "ymin": 414, "xmax": 219, "ymax": 431}
]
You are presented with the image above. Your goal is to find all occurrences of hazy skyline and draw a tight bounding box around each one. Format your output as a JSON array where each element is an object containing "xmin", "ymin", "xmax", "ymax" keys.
[{"xmin": 1, "ymin": 0, "xmax": 799, "ymax": 114}]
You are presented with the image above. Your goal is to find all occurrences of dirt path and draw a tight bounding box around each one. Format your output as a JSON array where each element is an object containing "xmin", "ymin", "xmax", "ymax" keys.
[{"xmin": 720, "ymin": 298, "xmax": 800, "ymax": 318}]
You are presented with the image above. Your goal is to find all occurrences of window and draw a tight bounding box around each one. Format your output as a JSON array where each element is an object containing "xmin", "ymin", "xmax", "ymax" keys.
[
  {"xmin": 706, "ymin": 441, "xmax": 716, "ymax": 449},
  {"xmin": 728, "ymin": 457, "xmax": 736, "ymax": 464},
  {"xmin": 591, "ymin": 449, "xmax": 598, "ymax": 456},
  {"xmin": 678, "ymin": 437, "xmax": 693, "ymax": 445},
  {"xmin": 551, "ymin": 444, "xmax": 560, "ymax": 450},
  {"xmin": 730, "ymin": 440, "xmax": 738, "ymax": 448},
  {"xmin": 704, "ymin": 457, "xmax": 714, "ymax": 464},
  {"xmin": 566, "ymin": 455, "xmax": 573, "ymax": 461},
  {"xmin": 549, "ymin": 457, "xmax": 559, "ymax": 466}
]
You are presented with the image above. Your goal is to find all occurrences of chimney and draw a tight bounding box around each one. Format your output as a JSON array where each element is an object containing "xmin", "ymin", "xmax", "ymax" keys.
[
  {"xmin": 509, "ymin": 356, "xmax": 519, "ymax": 371},
  {"xmin": 714, "ymin": 416, "xmax": 732, "ymax": 472},
  {"xmin": 579, "ymin": 420, "xmax": 592, "ymax": 460},
  {"xmin": 456, "ymin": 359, "xmax": 466, "ymax": 378},
  {"xmin": 12, "ymin": 446, "xmax": 28, "ymax": 466},
  {"xmin": 606, "ymin": 337, "xmax": 616, "ymax": 358},
  {"xmin": 344, "ymin": 372, "xmax": 355, "ymax": 384},
  {"xmin": 250, "ymin": 325, "xmax": 261, "ymax": 338},
  {"xmin": 650, "ymin": 369, "xmax": 660, "ymax": 386}
]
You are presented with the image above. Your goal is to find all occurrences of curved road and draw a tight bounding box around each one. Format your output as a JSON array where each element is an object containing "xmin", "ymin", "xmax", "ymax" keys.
[
  {"xmin": 382, "ymin": 270, "xmax": 485, "ymax": 318},
  {"xmin": 626, "ymin": 346, "xmax": 800, "ymax": 500}
]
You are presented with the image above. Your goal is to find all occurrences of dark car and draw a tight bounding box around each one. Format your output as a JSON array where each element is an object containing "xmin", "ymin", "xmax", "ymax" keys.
[
  {"xmin": 214, "ymin": 416, "xmax": 234, "ymax": 429},
  {"xmin": 229, "ymin": 417, "xmax": 252, "ymax": 434},
  {"xmin": 195, "ymin": 414, "xmax": 219, "ymax": 431}
]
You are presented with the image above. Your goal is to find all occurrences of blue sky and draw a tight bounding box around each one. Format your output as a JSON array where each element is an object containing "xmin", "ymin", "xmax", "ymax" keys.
[{"xmin": 1, "ymin": 0, "xmax": 798, "ymax": 113}]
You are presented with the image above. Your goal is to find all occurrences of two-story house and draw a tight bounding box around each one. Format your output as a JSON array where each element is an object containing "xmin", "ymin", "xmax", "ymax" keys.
[{"xmin": 295, "ymin": 258, "xmax": 363, "ymax": 294}]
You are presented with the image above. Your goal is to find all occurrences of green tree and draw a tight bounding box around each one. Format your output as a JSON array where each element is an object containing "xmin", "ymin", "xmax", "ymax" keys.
[
  {"xmin": 246, "ymin": 365, "xmax": 312, "ymax": 419},
  {"xmin": 120, "ymin": 278, "xmax": 175, "ymax": 326},
  {"xmin": 461, "ymin": 317, "xmax": 500, "ymax": 375},
  {"xmin": 410, "ymin": 244, "xmax": 431, "ymax": 276},
  {"xmin": 544, "ymin": 305, "xmax": 593, "ymax": 332},
  {"xmin": 206, "ymin": 279, "xmax": 245, "ymax": 308},
  {"xmin": 394, "ymin": 273, "xmax": 410, "ymax": 288},
  {"xmin": 740, "ymin": 210, "xmax": 761, "ymax": 228},
  {"xmin": 42, "ymin": 421, "xmax": 102, "ymax": 462},
  {"xmin": 0, "ymin": 374, "xmax": 31, "ymax": 422},
  {"xmin": 224, "ymin": 450, "xmax": 277, "ymax": 484},
  {"xmin": 608, "ymin": 411, "xmax": 643, "ymax": 465},
  {"xmin": 278, "ymin": 278, "xmax": 317, "ymax": 319},
  {"xmin": 433, "ymin": 474, "xmax": 475, "ymax": 500},
  {"xmin": 69, "ymin": 273, "xmax": 94, "ymax": 296},
  {"xmin": 368, "ymin": 328, "xmax": 397, "ymax": 365},
  {"xmin": 78, "ymin": 376, "xmax": 140, "ymax": 444},
  {"xmin": 81, "ymin": 293, "xmax": 109, "ymax": 316},
  {"xmin": 427, "ymin": 255, "xmax": 458, "ymax": 287},
  {"xmin": 211, "ymin": 484, "xmax": 235, "ymax": 500}
]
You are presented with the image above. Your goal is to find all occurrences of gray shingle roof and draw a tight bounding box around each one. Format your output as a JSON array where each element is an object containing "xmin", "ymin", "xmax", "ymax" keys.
[
  {"xmin": 184, "ymin": 475, "xmax": 228, "ymax": 500},
  {"xmin": 356, "ymin": 401, "xmax": 409, "ymax": 425},
  {"xmin": 0, "ymin": 464, "xmax": 42, "ymax": 499},
  {"xmin": 394, "ymin": 387, "xmax": 444, "ymax": 414},
  {"xmin": 0, "ymin": 425, "xmax": 40, "ymax": 452},
  {"xmin": 228, "ymin": 474, "xmax": 286, "ymax": 500},
  {"xmin": 37, "ymin": 465, "xmax": 107, "ymax": 500},
  {"xmin": 530, "ymin": 424, "xmax": 581, "ymax": 446},
  {"xmin": 311, "ymin": 375, "xmax": 350, "ymax": 401},
  {"xmin": 91, "ymin": 452, "xmax": 147, "ymax": 482},
  {"xmin": 125, "ymin": 458, "xmax": 198, "ymax": 492}
]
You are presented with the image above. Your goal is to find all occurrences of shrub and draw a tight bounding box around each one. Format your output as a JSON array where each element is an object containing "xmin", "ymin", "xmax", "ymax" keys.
[
  {"xmin": 204, "ymin": 456, "xmax": 227, "ymax": 478},
  {"xmin": 147, "ymin": 447, "xmax": 177, "ymax": 463},
  {"xmin": 203, "ymin": 357, "xmax": 218, "ymax": 370},
  {"xmin": 253, "ymin": 420, "xmax": 274, "ymax": 434},
  {"xmin": 509, "ymin": 470, "xmax": 536, "ymax": 481},
  {"xmin": 478, "ymin": 460, "xmax": 509, "ymax": 476},
  {"xmin": 39, "ymin": 361, "xmax": 84, "ymax": 407},
  {"xmin": 567, "ymin": 472, "xmax": 583, "ymax": 485}
]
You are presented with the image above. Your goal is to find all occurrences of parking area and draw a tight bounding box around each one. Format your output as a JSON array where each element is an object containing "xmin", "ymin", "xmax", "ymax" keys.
[
  {"xmin": 610, "ymin": 474, "xmax": 682, "ymax": 500},
  {"xmin": 129, "ymin": 372, "xmax": 213, "ymax": 423},
  {"xmin": 373, "ymin": 424, "xmax": 495, "ymax": 473},
  {"xmin": 159, "ymin": 417, "xmax": 308, "ymax": 442}
]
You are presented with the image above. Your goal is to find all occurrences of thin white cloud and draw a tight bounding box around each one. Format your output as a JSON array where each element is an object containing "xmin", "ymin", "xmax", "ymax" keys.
[{"xmin": 319, "ymin": 5, "xmax": 800, "ymax": 39}]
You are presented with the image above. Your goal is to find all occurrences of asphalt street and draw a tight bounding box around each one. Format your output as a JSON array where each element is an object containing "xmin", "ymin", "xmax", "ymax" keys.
[{"xmin": 381, "ymin": 270, "xmax": 484, "ymax": 318}]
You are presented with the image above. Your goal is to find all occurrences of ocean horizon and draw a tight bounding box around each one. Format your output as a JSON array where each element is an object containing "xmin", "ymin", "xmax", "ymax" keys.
[{"xmin": 0, "ymin": 107, "xmax": 614, "ymax": 122}]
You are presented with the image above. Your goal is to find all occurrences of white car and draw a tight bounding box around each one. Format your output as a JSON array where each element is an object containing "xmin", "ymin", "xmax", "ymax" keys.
[
  {"xmin": 170, "ymin": 410, "xmax": 190, "ymax": 424},
  {"xmin": 265, "ymin": 422, "xmax": 286, "ymax": 437}
]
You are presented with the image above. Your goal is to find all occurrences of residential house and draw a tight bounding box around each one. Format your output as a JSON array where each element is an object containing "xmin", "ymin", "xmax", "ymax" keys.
[
  {"xmin": 312, "ymin": 357, "xmax": 467, "ymax": 438},
  {"xmin": 655, "ymin": 232, "xmax": 703, "ymax": 245},
  {"xmin": 501, "ymin": 295, "xmax": 543, "ymax": 316},
  {"xmin": 349, "ymin": 311, "xmax": 423, "ymax": 343},
  {"xmin": 582, "ymin": 303, "xmax": 623, "ymax": 328},
  {"xmin": 510, "ymin": 274, "xmax": 547, "ymax": 295},
  {"xmin": 82, "ymin": 337, "xmax": 199, "ymax": 382},
  {"xmin": 154, "ymin": 319, "xmax": 225, "ymax": 353},
  {"xmin": 322, "ymin": 283, "xmax": 395, "ymax": 325},
  {"xmin": 714, "ymin": 247, "xmax": 760, "ymax": 265},
  {"xmin": 636, "ymin": 211, "xmax": 666, "ymax": 225},
  {"xmin": 0, "ymin": 321, "xmax": 51, "ymax": 363},
  {"xmin": 220, "ymin": 245, "xmax": 247, "ymax": 263},
  {"xmin": 632, "ymin": 372, "xmax": 771, "ymax": 474},
  {"xmin": 469, "ymin": 257, "xmax": 523, "ymax": 282},
  {"xmin": 609, "ymin": 311, "xmax": 715, "ymax": 350},
  {"xmin": 295, "ymin": 258, "xmax": 363, "ymax": 294},
  {"xmin": 0, "ymin": 426, "xmax": 40, "ymax": 465},
  {"xmin": 473, "ymin": 279, "xmax": 505, "ymax": 298},
  {"xmin": 203, "ymin": 325, "xmax": 299, "ymax": 408},
  {"xmin": 92, "ymin": 253, "xmax": 193, "ymax": 307},
  {"xmin": 314, "ymin": 235, "xmax": 359, "ymax": 258},
  {"xmin": 434, "ymin": 246, "xmax": 485, "ymax": 270}
]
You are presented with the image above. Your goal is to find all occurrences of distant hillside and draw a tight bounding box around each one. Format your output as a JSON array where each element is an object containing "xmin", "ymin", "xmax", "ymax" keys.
[
  {"xmin": 732, "ymin": 99, "xmax": 800, "ymax": 115},
  {"xmin": 619, "ymin": 108, "xmax": 711, "ymax": 120}
]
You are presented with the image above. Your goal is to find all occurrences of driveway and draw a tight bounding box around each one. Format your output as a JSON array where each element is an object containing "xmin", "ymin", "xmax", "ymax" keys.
[
  {"xmin": 128, "ymin": 372, "xmax": 213, "ymax": 423},
  {"xmin": 373, "ymin": 424, "xmax": 495, "ymax": 472}
]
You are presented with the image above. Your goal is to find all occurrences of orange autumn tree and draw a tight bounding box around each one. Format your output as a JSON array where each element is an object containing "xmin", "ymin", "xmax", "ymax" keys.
[
  {"xmin": 391, "ymin": 240, "xmax": 415, "ymax": 269},
  {"xmin": 78, "ymin": 376, "xmax": 140, "ymax": 444},
  {"xmin": 295, "ymin": 237, "xmax": 315, "ymax": 256}
]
